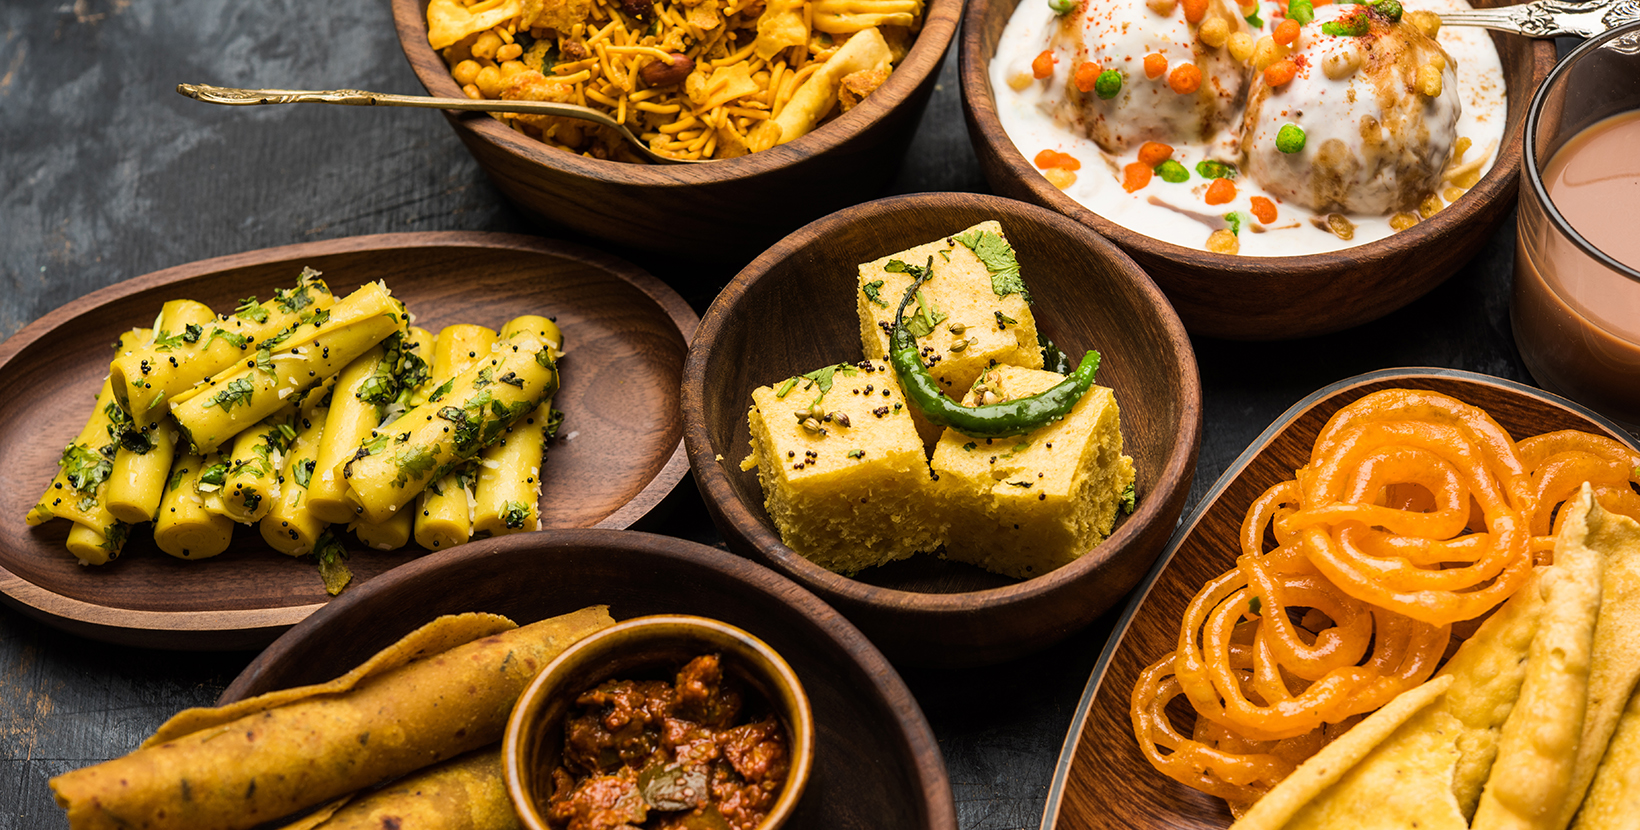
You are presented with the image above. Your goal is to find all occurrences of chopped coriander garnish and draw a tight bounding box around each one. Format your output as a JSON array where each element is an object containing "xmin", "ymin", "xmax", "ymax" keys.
[
  {"xmin": 1121, "ymin": 481, "xmax": 1137, "ymax": 513},
  {"xmin": 847, "ymin": 449, "xmax": 865, "ymax": 459},
  {"xmin": 903, "ymin": 289, "xmax": 948, "ymax": 338},
  {"xmin": 954, "ymin": 230, "xmax": 1030, "ymax": 301},
  {"xmin": 1288, "ymin": 0, "xmax": 1314, "ymax": 23},
  {"xmin": 204, "ymin": 377, "xmax": 255, "ymax": 412},
  {"xmin": 502, "ymin": 500, "xmax": 532, "ymax": 529},
  {"xmin": 392, "ymin": 444, "xmax": 438, "ymax": 488},
  {"xmin": 862, "ymin": 279, "xmax": 889, "ymax": 308},
  {"xmin": 234, "ymin": 297, "xmax": 270, "ymax": 323},
  {"xmin": 545, "ymin": 408, "xmax": 566, "ymax": 438},
  {"xmin": 293, "ymin": 457, "xmax": 316, "ymax": 489},
  {"xmin": 313, "ymin": 531, "xmax": 352, "ymax": 596}
]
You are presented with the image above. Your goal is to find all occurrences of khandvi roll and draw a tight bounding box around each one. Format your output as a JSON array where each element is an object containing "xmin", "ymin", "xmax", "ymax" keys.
[
  {"xmin": 50, "ymin": 607, "xmax": 614, "ymax": 830},
  {"xmin": 107, "ymin": 304, "xmax": 212, "ymax": 523},
  {"xmin": 472, "ymin": 316, "xmax": 563, "ymax": 538},
  {"xmin": 28, "ymin": 327, "xmax": 151, "ymax": 532},
  {"xmin": 414, "ymin": 325, "xmax": 498, "ymax": 552},
  {"xmin": 348, "ymin": 328, "xmax": 433, "ymax": 551},
  {"xmin": 344, "ymin": 330, "xmax": 559, "ymax": 524},
  {"xmin": 112, "ymin": 269, "xmax": 334, "ymax": 427},
  {"xmin": 65, "ymin": 520, "xmax": 130, "ymax": 566},
  {"xmin": 215, "ymin": 409, "xmax": 297, "ymax": 524},
  {"xmin": 154, "ymin": 453, "xmax": 235, "ymax": 560},
  {"xmin": 260, "ymin": 382, "xmax": 334, "ymax": 556},
  {"xmin": 169, "ymin": 282, "xmax": 404, "ymax": 454}
]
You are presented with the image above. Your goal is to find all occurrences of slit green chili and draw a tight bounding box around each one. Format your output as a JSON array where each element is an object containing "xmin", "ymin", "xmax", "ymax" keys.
[{"xmin": 888, "ymin": 265, "xmax": 1100, "ymax": 439}]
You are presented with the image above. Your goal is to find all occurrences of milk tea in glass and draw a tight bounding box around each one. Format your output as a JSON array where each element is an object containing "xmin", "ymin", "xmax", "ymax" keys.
[{"xmin": 1512, "ymin": 24, "xmax": 1640, "ymax": 431}]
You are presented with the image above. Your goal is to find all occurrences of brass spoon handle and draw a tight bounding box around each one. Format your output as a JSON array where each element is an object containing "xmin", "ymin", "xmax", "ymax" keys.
[
  {"xmin": 1439, "ymin": 0, "xmax": 1640, "ymax": 38},
  {"xmin": 174, "ymin": 83, "xmax": 705, "ymax": 165}
]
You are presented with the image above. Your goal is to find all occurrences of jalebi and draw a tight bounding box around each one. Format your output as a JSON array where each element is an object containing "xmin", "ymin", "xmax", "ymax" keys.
[{"xmin": 1132, "ymin": 388, "xmax": 1640, "ymax": 808}]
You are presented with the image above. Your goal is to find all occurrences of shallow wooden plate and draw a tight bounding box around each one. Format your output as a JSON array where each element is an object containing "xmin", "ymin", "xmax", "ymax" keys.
[
  {"xmin": 1040, "ymin": 368, "xmax": 1640, "ymax": 829},
  {"xmin": 221, "ymin": 528, "xmax": 955, "ymax": 830},
  {"xmin": 685, "ymin": 192, "xmax": 1202, "ymax": 667},
  {"xmin": 0, "ymin": 232, "xmax": 695, "ymax": 650}
]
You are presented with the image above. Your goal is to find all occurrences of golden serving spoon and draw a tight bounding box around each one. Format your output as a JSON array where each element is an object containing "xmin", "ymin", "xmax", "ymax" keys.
[
  {"xmin": 1439, "ymin": 0, "xmax": 1640, "ymax": 37},
  {"xmin": 175, "ymin": 83, "xmax": 708, "ymax": 165}
]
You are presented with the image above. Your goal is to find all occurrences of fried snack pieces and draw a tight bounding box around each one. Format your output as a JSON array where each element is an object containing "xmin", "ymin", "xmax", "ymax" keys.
[{"xmin": 51, "ymin": 607, "xmax": 614, "ymax": 830}]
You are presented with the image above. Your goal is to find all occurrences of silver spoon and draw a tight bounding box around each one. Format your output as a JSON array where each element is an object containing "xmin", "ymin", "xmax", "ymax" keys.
[
  {"xmin": 175, "ymin": 83, "xmax": 707, "ymax": 165},
  {"xmin": 1438, "ymin": 0, "xmax": 1640, "ymax": 38}
]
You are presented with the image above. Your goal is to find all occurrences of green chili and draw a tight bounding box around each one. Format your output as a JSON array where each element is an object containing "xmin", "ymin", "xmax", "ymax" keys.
[{"xmin": 889, "ymin": 272, "xmax": 1099, "ymax": 439}]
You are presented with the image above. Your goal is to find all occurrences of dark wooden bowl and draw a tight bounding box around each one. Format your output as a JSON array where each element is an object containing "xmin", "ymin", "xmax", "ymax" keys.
[
  {"xmin": 221, "ymin": 529, "xmax": 956, "ymax": 830},
  {"xmin": 0, "ymin": 232, "xmax": 695, "ymax": 650},
  {"xmin": 1040, "ymin": 369, "xmax": 1640, "ymax": 829},
  {"xmin": 683, "ymin": 192, "xmax": 1203, "ymax": 667},
  {"xmin": 959, "ymin": 0, "xmax": 1557, "ymax": 341},
  {"xmin": 389, "ymin": 0, "xmax": 960, "ymax": 262}
]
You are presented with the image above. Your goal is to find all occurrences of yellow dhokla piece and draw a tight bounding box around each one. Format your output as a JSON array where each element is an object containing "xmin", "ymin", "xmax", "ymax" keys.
[
  {"xmin": 857, "ymin": 221, "xmax": 1041, "ymax": 436},
  {"xmin": 740, "ymin": 359, "xmax": 941, "ymax": 574},
  {"xmin": 929, "ymin": 365, "xmax": 1134, "ymax": 579}
]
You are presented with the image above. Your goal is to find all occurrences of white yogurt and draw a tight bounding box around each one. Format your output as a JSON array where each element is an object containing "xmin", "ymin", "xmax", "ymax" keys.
[{"xmin": 990, "ymin": 0, "xmax": 1508, "ymax": 256}]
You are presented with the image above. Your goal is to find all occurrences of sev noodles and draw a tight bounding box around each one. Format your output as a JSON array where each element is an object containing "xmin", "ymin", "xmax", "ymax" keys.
[
  {"xmin": 427, "ymin": 0, "xmax": 925, "ymax": 161},
  {"xmin": 1130, "ymin": 389, "xmax": 1640, "ymax": 808}
]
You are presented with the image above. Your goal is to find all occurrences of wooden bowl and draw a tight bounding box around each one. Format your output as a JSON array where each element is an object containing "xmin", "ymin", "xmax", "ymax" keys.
[
  {"xmin": 1040, "ymin": 368, "xmax": 1640, "ymax": 829},
  {"xmin": 389, "ymin": 0, "xmax": 960, "ymax": 262},
  {"xmin": 0, "ymin": 232, "xmax": 695, "ymax": 650},
  {"xmin": 504, "ymin": 614, "xmax": 814, "ymax": 830},
  {"xmin": 959, "ymin": 0, "xmax": 1557, "ymax": 340},
  {"xmin": 222, "ymin": 529, "xmax": 956, "ymax": 830},
  {"xmin": 682, "ymin": 192, "xmax": 1203, "ymax": 667}
]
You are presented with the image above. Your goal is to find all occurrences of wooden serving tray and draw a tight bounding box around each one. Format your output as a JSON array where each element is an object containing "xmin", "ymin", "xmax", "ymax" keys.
[
  {"xmin": 0, "ymin": 232, "xmax": 695, "ymax": 650},
  {"xmin": 1040, "ymin": 369, "xmax": 1640, "ymax": 829}
]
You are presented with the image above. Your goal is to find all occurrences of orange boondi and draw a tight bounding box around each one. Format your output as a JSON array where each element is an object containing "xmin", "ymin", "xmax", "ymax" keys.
[
  {"xmin": 1138, "ymin": 141, "xmax": 1174, "ymax": 167},
  {"xmin": 1144, "ymin": 53, "xmax": 1169, "ymax": 79},
  {"xmin": 1182, "ymin": 0, "xmax": 1208, "ymax": 23},
  {"xmin": 1249, "ymin": 196, "xmax": 1277, "ymax": 224},
  {"xmin": 1033, "ymin": 50, "xmax": 1056, "ymax": 79},
  {"xmin": 1074, "ymin": 61, "xmax": 1101, "ymax": 93},
  {"xmin": 1129, "ymin": 388, "xmax": 1640, "ymax": 807},
  {"xmin": 1035, "ymin": 149, "xmax": 1081, "ymax": 170},
  {"xmin": 1274, "ymin": 18, "xmax": 1301, "ymax": 45},
  {"xmin": 1264, "ymin": 59, "xmax": 1299, "ymax": 87},
  {"xmin": 1205, "ymin": 177, "xmax": 1236, "ymax": 205},
  {"xmin": 1168, "ymin": 63, "xmax": 1203, "ymax": 94},
  {"xmin": 1122, "ymin": 162, "xmax": 1153, "ymax": 193}
]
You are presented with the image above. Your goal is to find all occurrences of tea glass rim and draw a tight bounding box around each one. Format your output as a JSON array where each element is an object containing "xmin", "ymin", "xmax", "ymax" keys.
[{"xmin": 1521, "ymin": 20, "xmax": 1640, "ymax": 286}]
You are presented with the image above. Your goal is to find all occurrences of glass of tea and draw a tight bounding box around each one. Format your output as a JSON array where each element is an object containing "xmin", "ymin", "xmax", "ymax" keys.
[{"xmin": 1512, "ymin": 23, "xmax": 1640, "ymax": 432}]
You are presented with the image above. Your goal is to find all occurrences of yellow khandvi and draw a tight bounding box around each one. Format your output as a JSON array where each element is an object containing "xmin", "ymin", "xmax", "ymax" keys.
[
  {"xmin": 112, "ymin": 270, "xmax": 334, "ymax": 427},
  {"xmin": 472, "ymin": 316, "xmax": 563, "ymax": 538},
  {"xmin": 349, "ymin": 328, "xmax": 433, "ymax": 551},
  {"xmin": 414, "ymin": 324, "xmax": 497, "ymax": 551},
  {"xmin": 107, "ymin": 304, "xmax": 213, "ymax": 523},
  {"xmin": 169, "ymin": 282, "xmax": 403, "ymax": 454},
  {"xmin": 260, "ymin": 383, "xmax": 334, "ymax": 556},
  {"xmin": 28, "ymin": 328, "xmax": 151, "ymax": 540},
  {"xmin": 308, "ymin": 344, "xmax": 393, "ymax": 523},
  {"xmin": 66, "ymin": 521, "xmax": 130, "ymax": 566},
  {"xmin": 154, "ymin": 453, "xmax": 235, "ymax": 560},
  {"xmin": 216, "ymin": 409, "xmax": 297, "ymax": 524},
  {"xmin": 344, "ymin": 331, "xmax": 559, "ymax": 524}
]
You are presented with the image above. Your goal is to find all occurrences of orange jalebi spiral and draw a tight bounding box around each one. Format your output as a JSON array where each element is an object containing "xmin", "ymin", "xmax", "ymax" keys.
[{"xmin": 1131, "ymin": 389, "xmax": 1640, "ymax": 807}]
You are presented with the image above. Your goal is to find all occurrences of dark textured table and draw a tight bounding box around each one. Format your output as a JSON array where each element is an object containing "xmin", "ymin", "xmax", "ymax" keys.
[{"xmin": 0, "ymin": 2, "xmax": 1537, "ymax": 827}]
